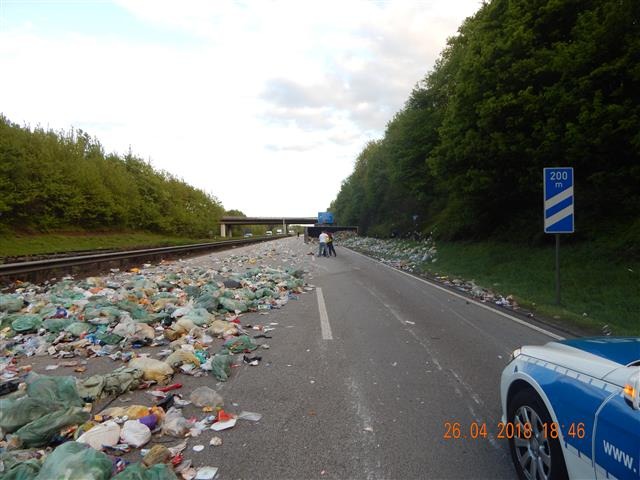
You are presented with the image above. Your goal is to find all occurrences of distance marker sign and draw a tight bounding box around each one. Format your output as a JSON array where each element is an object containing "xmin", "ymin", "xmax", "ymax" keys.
[{"xmin": 543, "ymin": 167, "xmax": 574, "ymax": 233}]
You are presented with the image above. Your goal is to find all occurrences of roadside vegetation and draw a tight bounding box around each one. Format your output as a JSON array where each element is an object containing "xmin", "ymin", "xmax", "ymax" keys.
[
  {"xmin": 330, "ymin": 0, "xmax": 639, "ymax": 257},
  {"xmin": 422, "ymin": 240, "xmax": 639, "ymax": 336},
  {"xmin": 331, "ymin": 0, "xmax": 639, "ymax": 334},
  {"xmin": 0, "ymin": 116, "xmax": 224, "ymax": 237},
  {"xmin": 345, "ymin": 235, "xmax": 639, "ymax": 336}
]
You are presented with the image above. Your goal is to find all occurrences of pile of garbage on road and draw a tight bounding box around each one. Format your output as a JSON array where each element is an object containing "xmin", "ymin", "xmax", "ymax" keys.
[
  {"xmin": 432, "ymin": 276, "xmax": 519, "ymax": 310},
  {"xmin": 337, "ymin": 233, "xmax": 437, "ymax": 272},
  {"xmin": 0, "ymin": 248, "xmax": 313, "ymax": 480},
  {"xmin": 339, "ymin": 233, "xmax": 520, "ymax": 311}
]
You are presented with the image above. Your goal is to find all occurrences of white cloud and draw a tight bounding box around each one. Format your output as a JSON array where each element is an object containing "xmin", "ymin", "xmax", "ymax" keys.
[{"xmin": 0, "ymin": 0, "xmax": 481, "ymax": 217}]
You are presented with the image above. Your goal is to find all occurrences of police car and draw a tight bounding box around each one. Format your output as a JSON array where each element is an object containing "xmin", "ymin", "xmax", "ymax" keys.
[{"xmin": 501, "ymin": 337, "xmax": 640, "ymax": 480}]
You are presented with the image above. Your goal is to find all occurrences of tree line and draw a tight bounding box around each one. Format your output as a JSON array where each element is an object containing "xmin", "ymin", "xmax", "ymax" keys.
[
  {"xmin": 330, "ymin": 0, "xmax": 639, "ymax": 253},
  {"xmin": 0, "ymin": 116, "xmax": 224, "ymax": 237}
]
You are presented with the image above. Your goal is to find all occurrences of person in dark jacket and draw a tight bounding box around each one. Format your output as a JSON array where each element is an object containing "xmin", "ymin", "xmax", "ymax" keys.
[{"xmin": 326, "ymin": 233, "xmax": 337, "ymax": 257}]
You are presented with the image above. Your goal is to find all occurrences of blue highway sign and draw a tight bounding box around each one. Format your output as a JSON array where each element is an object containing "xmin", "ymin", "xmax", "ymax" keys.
[
  {"xmin": 543, "ymin": 167, "xmax": 574, "ymax": 233},
  {"xmin": 317, "ymin": 212, "xmax": 334, "ymax": 225}
]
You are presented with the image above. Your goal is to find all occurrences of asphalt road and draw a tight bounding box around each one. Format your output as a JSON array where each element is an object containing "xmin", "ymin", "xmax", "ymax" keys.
[
  {"xmin": 18, "ymin": 236, "xmax": 567, "ymax": 479},
  {"xmin": 194, "ymin": 237, "xmax": 565, "ymax": 479}
]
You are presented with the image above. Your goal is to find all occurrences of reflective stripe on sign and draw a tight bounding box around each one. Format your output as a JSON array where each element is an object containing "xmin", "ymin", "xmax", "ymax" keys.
[{"xmin": 545, "ymin": 186, "xmax": 574, "ymax": 211}]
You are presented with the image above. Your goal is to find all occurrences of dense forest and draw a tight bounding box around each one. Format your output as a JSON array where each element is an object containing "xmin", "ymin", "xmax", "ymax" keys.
[
  {"xmin": 331, "ymin": 0, "xmax": 639, "ymax": 253},
  {"xmin": 0, "ymin": 116, "xmax": 224, "ymax": 237}
]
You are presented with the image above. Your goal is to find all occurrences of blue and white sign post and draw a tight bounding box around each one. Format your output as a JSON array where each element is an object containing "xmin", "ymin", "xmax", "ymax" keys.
[{"xmin": 543, "ymin": 167, "xmax": 574, "ymax": 305}]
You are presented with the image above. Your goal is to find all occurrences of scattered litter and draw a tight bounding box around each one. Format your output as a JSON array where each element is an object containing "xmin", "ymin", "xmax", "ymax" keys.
[
  {"xmin": 238, "ymin": 411, "xmax": 262, "ymax": 422},
  {"xmin": 243, "ymin": 354, "xmax": 262, "ymax": 366},
  {"xmin": 121, "ymin": 420, "xmax": 152, "ymax": 448},
  {"xmin": 342, "ymin": 234, "xmax": 521, "ymax": 311},
  {"xmin": 211, "ymin": 418, "xmax": 236, "ymax": 431},
  {"xmin": 77, "ymin": 420, "xmax": 121, "ymax": 450},
  {"xmin": 195, "ymin": 467, "xmax": 219, "ymax": 480},
  {"xmin": 190, "ymin": 386, "xmax": 224, "ymax": 408},
  {"xmin": 143, "ymin": 444, "xmax": 171, "ymax": 466},
  {"xmin": 0, "ymin": 239, "xmax": 316, "ymax": 478}
]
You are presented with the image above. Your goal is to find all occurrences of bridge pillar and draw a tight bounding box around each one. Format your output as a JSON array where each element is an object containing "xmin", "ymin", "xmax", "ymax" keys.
[{"xmin": 220, "ymin": 224, "xmax": 227, "ymax": 237}]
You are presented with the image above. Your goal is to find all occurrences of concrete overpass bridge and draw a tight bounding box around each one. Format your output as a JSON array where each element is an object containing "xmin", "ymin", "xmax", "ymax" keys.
[{"xmin": 219, "ymin": 216, "xmax": 318, "ymax": 237}]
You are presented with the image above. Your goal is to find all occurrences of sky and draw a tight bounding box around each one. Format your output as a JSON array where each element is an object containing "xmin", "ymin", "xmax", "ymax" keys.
[{"xmin": 0, "ymin": 0, "xmax": 482, "ymax": 218}]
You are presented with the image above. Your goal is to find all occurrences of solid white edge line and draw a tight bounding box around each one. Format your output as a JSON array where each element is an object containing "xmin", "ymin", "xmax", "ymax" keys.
[
  {"xmin": 345, "ymin": 248, "xmax": 565, "ymax": 341},
  {"xmin": 316, "ymin": 287, "xmax": 333, "ymax": 340}
]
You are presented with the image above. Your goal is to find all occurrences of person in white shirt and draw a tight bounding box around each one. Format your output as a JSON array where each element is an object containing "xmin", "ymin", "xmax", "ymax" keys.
[{"xmin": 318, "ymin": 231, "xmax": 329, "ymax": 257}]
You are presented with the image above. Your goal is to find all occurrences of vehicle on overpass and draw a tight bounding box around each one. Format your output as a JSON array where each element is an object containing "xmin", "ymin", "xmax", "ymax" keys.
[{"xmin": 501, "ymin": 337, "xmax": 640, "ymax": 480}]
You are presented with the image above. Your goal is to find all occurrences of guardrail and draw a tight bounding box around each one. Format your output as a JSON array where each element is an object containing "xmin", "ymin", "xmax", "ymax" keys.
[{"xmin": 0, "ymin": 236, "xmax": 282, "ymax": 282}]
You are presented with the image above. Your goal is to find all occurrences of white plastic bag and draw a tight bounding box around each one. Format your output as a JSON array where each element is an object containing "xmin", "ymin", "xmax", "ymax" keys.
[
  {"xmin": 190, "ymin": 386, "xmax": 223, "ymax": 408},
  {"xmin": 120, "ymin": 420, "xmax": 151, "ymax": 447},
  {"xmin": 77, "ymin": 420, "xmax": 121, "ymax": 450},
  {"xmin": 161, "ymin": 407, "xmax": 189, "ymax": 437}
]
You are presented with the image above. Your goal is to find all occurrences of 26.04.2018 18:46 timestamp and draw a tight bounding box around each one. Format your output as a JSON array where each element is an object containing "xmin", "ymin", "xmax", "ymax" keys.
[{"xmin": 443, "ymin": 421, "xmax": 586, "ymax": 440}]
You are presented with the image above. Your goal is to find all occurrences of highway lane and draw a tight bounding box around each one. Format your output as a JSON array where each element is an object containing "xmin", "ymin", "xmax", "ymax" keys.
[{"xmin": 204, "ymin": 237, "xmax": 565, "ymax": 479}]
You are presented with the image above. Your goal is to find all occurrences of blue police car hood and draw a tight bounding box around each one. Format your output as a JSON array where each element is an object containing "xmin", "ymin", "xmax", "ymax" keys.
[{"xmin": 557, "ymin": 337, "xmax": 640, "ymax": 366}]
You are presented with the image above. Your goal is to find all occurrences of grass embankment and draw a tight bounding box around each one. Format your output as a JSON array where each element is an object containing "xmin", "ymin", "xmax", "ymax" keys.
[
  {"xmin": 419, "ymin": 241, "xmax": 639, "ymax": 336},
  {"xmin": 0, "ymin": 231, "xmax": 221, "ymax": 259}
]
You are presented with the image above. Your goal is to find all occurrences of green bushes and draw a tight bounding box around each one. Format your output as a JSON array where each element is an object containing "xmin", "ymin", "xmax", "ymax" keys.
[
  {"xmin": 0, "ymin": 117, "xmax": 223, "ymax": 237},
  {"xmin": 331, "ymin": 0, "xmax": 640, "ymax": 257}
]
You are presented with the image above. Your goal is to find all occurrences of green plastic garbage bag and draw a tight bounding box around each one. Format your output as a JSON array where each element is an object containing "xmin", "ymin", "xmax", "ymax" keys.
[
  {"xmin": 218, "ymin": 297, "xmax": 248, "ymax": 313},
  {"xmin": 253, "ymin": 288, "xmax": 276, "ymax": 299},
  {"xmin": 220, "ymin": 289, "xmax": 236, "ymax": 299},
  {"xmin": 35, "ymin": 305, "xmax": 58, "ymax": 318},
  {"xmin": 238, "ymin": 288, "xmax": 256, "ymax": 300},
  {"xmin": 34, "ymin": 441, "xmax": 112, "ymax": 480},
  {"xmin": 49, "ymin": 288, "xmax": 85, "ymax": 305},
  {"xmin": 223, "ymin": 335, "xmax": 257, "ymax": 354},
  {"xmin": 112, "ymin": 463, "xmax": 178, "ymax": 480},
  {"xmin": 183, "ymin": 286, "xmax": 201, "ymax": 297},
  {"xmin": 0, "ymin": 314, "xmax": 13, "ymax": 331},
  {"xmin": 76, "ymin": 367, "xmax": 144, "ymax": 401},
  {"xmin": 194, "ymin": 295, "xmax": 219, "ymax": 313},
  {"xmin": 15, "ymin": 407, "xmax": 89, "ymax": 447},
  {"xmin": 0, "ymin": 294, "xmax": 24, "ymax": 313},
  {"xmin": 116, "ymin": 301, "xmax": 151, "ymax": 322},
  {"xmin": 0, "ymin": 458, "xmax": 41, "ymax": 480},
  {"xmin": 95, "ymin": 332, "xmax": 124, "ymax": 345},
  {"xmin": 132, "ymin": 278, "xmax": 157, "ymax": 291},
  {"xmin": 181, "ymin": 308, "xmax": 211, "ymax": 326},
  {"xmin": 83, "ymin": 305, "xmax": 122, "ymax": 323},
  {"xmin": 209, "ymin": 354, "xmax": 232, "ymax": 382},
  {"xmin": 285, "ymin": 279, "xmax": 304, "ymax": 289},
  {"xmin": 10, "ymin": 314, "xmax": 42, "ymax": 333},
  {"xmin": 42, "ymin": 317, "xmax": 74, "ymax": 333},
  {"xmin": 285, "ymin": 267, "xmax": 305, "ymax": 278},
  {"xmin": 201, "ymin": 283, "xmax": 221, "ymax": 293},
  {"xmin": 243, "ymin": 268, "xmax": 261, "ymax": 277},
  {"xmin": 26, "ymin": 374, "xmax": 83, "ymax": 407},
  {"xmin": 151, "ymin": 292, "xmax": 178, "ymax": 300},
  {"xmin": 0, "ymin": 397, "xmax": 50, "ymax": 433},
  {"xmin": 64, "ymin": 321, "xmax": 94, "ymax": 337}
]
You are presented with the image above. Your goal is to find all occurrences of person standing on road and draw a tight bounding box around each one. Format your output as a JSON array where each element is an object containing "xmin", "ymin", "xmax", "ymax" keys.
[
  {"xmin": 318, "ymin": 231, "xmax": 329, "ymax": 257},
  {"xmin": 326, "ymin": 232, "xmax": 337, "ymax": 257}
]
